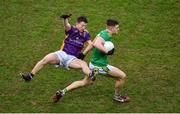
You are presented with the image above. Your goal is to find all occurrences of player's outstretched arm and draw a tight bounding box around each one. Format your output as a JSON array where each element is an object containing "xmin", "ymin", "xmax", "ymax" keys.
[{"xmin": 60, "ymin": 14, "xmax": 72, "ymax": 31}]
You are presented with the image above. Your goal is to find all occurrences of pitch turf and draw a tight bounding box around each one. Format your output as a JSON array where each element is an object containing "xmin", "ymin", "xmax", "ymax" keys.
[{"xmin": 0, "ymin": 0, "xmax": 179, "ymax": 112}]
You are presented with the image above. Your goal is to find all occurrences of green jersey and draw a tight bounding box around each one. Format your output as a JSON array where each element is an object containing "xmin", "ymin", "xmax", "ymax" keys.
[{"xmin": 90, "ymin": 29, "xmax": 112, "ymax": 67}]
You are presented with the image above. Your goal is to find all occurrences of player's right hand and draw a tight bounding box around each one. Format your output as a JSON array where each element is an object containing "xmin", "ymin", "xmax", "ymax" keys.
[
  {"xmin": 60, "ymin": 14, "xmax": 72, "ymax": 19},
  {"xmin": 78, "ymin": 52, "xmax": 85, "ymax": 60},
  {"xmin": 107, "ymin": 48, "xmax": 115, "ymax": 55}
]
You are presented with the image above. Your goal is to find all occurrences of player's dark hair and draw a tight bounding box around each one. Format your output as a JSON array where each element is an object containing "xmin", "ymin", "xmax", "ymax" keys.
[
  {"xmin": 77, "ymin": 16, "xmax": 88, "ymax": 23},
  {"xmin": 106, "ymin": 19, "xmax": 119, "ymax": 26}
]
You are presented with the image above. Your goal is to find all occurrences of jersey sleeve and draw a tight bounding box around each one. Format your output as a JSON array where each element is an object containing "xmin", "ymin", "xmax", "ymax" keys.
[
  {"xmin": 65, "ymin": 26, "xmax": 74, "ymax": 35},
  {"xmin": 85, "ymin": 32, "xmax": 90, "ymax": 41},
  {"xmin": 99, "ymin": 31, "xmax": 108, "ymax": 41}
]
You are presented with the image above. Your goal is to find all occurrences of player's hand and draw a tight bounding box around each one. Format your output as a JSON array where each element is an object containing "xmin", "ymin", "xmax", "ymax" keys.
[
  {"xmin": 107, "ymin": 48, "xmax": 115, "ymax": 55},
  {"xmin": 60, "ymin": 14, "xmax": 72, "ymax": 19},
  {"xmin": 78, "ymin": 52, "xmax": 86, "ymax": 60}
]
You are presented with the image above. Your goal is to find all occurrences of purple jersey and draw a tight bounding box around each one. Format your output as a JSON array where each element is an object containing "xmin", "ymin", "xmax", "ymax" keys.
[{"xmin": 60, "ymin": 26, "xmax": 90, "ymax": 58}]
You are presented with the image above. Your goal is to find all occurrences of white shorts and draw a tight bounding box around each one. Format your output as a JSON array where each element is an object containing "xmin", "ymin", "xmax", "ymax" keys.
[
  {"xmin": 54, "ymin": 50, "xmax": 76, "ymax": 69},
  {"xmin": 89, "ymin": 62, "xmax": 113, "ymax": 75}
]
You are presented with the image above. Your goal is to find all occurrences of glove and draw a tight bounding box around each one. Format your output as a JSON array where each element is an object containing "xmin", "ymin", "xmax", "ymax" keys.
[
  {"xmin": 107, "ymin": 48, "xmax": 115, "ymax": 55},
  {"xmin": 78, "ymin": 52, "xmax": 86, "ymax": 60},
  {"xmin": 60, "ymin": 14, "xmax": 72, "ymax": 19}
]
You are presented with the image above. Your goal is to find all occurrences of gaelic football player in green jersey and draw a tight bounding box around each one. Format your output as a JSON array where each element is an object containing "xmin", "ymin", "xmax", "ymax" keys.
[{"xmin": 89, "ymin": 19, "xmax": 130, "ymax": 102}]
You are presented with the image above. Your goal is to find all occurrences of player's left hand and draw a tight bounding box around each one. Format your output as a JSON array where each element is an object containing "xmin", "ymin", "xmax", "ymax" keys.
[
  {"xmin": 60, "ymin": 14, "xmax": 72, "ymax": 19},
  {"xmin": 78, "ymin": 52, "xmax": 86, "ymax": 60},
  {"xmin": 107, "ymin": 48, "xmax": 115, "ymax": 55}
]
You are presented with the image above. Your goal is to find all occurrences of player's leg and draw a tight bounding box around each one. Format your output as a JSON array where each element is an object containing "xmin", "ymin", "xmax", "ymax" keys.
[
  {"xmin": 31, "ymin": 53, "xmax": 59, "ymax": 75},
  {"xmin": 52, "ymin": 59, "xmax": 95, "ymax": 103},
  {"xmin": 52, "ymin": 76, "xmax": 93, "ymax": 103},
  {"xmin": 108, "ymin": 66, "xmax": 126, "ymax": 95},
  {"xmin": 69, "ymin": 59, "xmax": 91, "ymax": 75},
  {"xmin": 65, "ymin": 75, "xmax": 93, "ymax": 91},
  {"xmin": 21, "ymin": 53, "xmax": 59, "ymax": 81},
  {"xmin": 68, "ymin": 59, "xmax": 95, "ymax": 80},
  {"xmin": 107, "ymin": 66, "xmax": 130, "ymax": 102}
]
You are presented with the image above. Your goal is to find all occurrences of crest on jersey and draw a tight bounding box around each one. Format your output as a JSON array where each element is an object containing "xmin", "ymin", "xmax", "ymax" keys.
[{"xmin": 76, "ymin": 37, "xmax": 79, "ymax": 40}]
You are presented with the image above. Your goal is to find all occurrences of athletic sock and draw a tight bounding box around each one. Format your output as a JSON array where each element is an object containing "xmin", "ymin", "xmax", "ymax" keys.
[
  {"xmin": 62, "ymin": 88, "xmax": 67, "ymax": 95},
  {"xmin": 115, "ymin": 91, "xmax": 121, "ymax": 96}
]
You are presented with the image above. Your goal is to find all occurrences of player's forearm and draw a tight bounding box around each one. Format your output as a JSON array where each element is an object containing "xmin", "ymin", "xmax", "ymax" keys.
[
  {"xmin": 63, "ymin": 19, "xmax": 71, "ymax": 30},
  {"xmin": 83, "ymin": 43, "xmax": 93, "ymax": 55},
  {"xmin": 93, "ymin": 42, "xmax": 107, "ymax": 54}
]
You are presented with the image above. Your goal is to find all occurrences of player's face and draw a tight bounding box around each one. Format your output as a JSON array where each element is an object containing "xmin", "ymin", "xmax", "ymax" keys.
[
  {"xmin": 76, "ymin": 22, "xmax": 87, "ymax": 32},
  {"xmin": 112, "ymin": 25, "xmax": 119, "ymax": 34}
]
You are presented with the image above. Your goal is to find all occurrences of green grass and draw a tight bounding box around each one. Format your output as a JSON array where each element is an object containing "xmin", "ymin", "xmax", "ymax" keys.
[{"xmin": 0, "ymin": 0, "xmax": 179, "ymax": 112}]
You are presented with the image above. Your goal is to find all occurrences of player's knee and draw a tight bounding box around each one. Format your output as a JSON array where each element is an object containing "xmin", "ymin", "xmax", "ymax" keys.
[
  {"xmin": 81, "ymin": 80, "xmax": 87, "ymax": 86},
  {"xmin": 80, "ymin": 61, "xmax": 88, "ymax": 67},
  {"xmin": 82, "ymin": 78, "xmax": 92, "ymax": 86},
  {"xmin": 42, "ymin": 53, "xmax": 57, "ymax": 64},
  {"xmin": 38, "ymin": 59, "xmax": 47, "ymax": 65},
  {"xmin": 41, "ymin": 55, "xmax": 52, "ymax": 65},
  {"xmin": 82, "ymin": 80, "xmax": 88, "ymax": 86},
  {"xmin": 118, "ymin": 72, "xmax": 127, "ymax": 80},
  {"xmin": 121, "ymin": 73, "xmax": 127, "ymax": 79},
  {"xmin": 86, "ymin": 80, "xmax": 93, "ymax": 85}
]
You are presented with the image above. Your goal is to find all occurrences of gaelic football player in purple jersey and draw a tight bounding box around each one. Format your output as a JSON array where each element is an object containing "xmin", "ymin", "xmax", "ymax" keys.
[{"xmin": 21, "ymin": 14, "xmax": 95, "ymax": 99}]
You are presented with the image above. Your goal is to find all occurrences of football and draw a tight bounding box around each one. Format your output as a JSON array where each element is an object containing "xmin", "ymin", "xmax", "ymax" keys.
[{"xmin": 104, "ymin": 41, "xmax": 114, "ymax": 51}]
